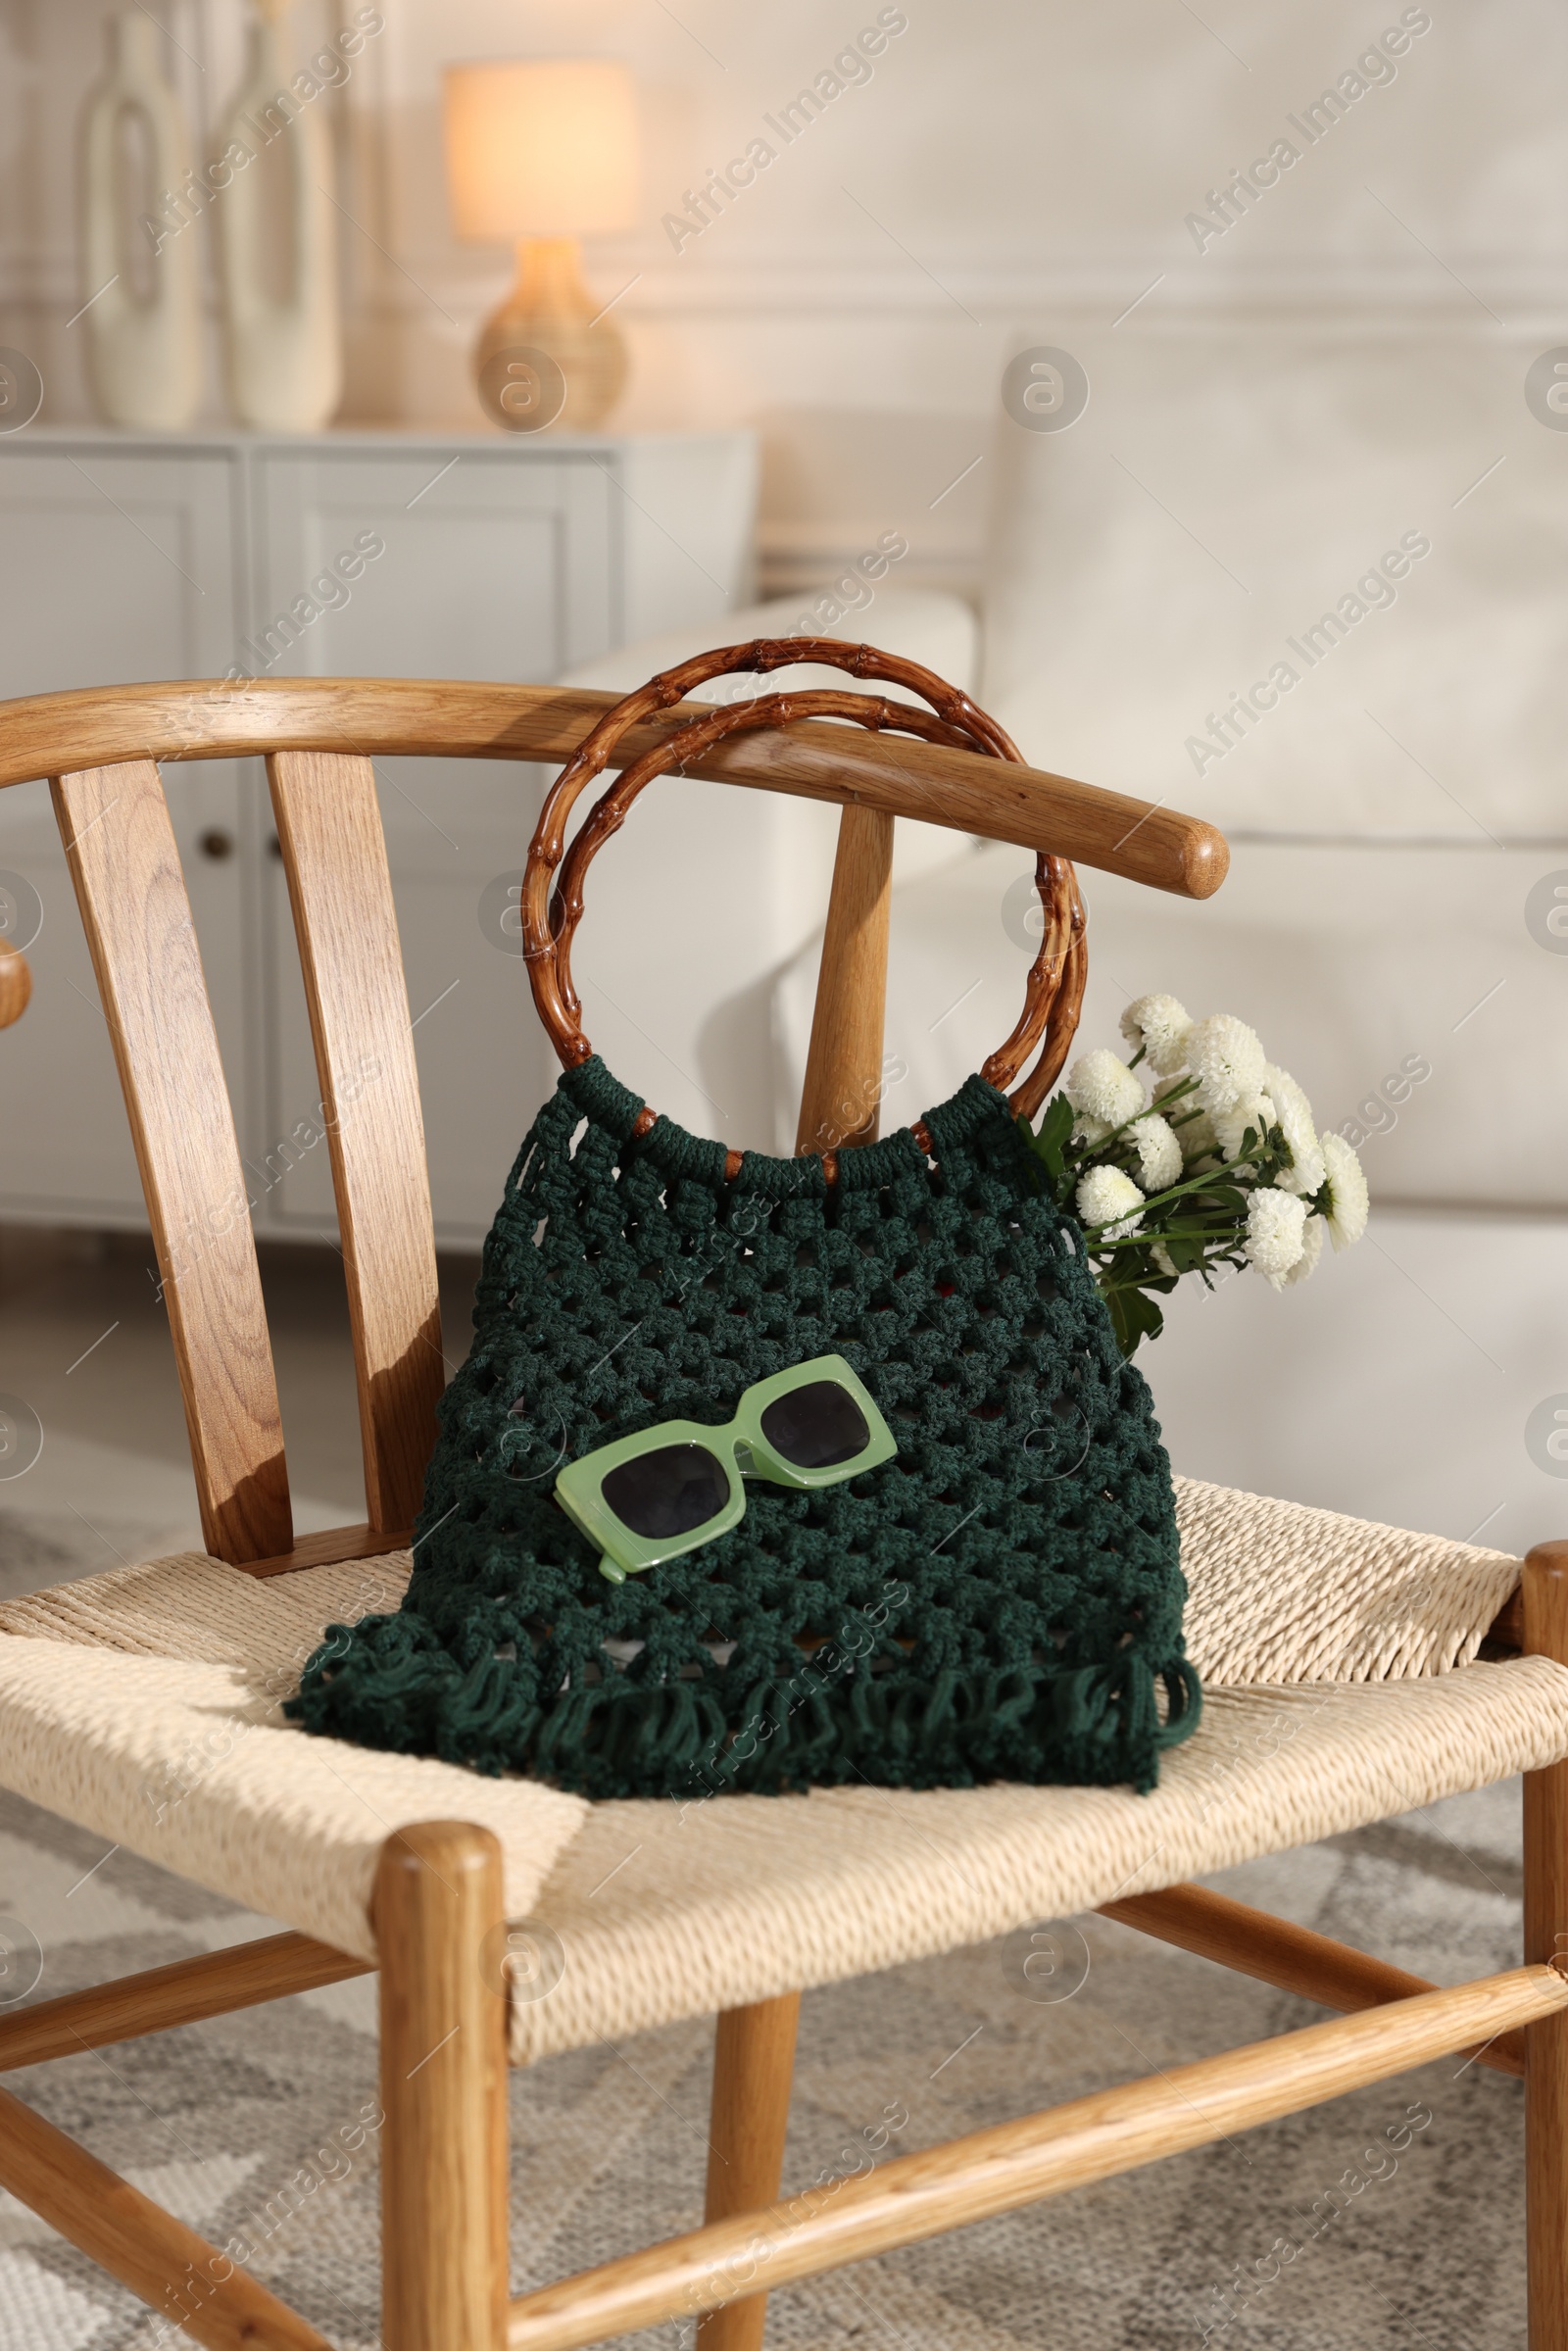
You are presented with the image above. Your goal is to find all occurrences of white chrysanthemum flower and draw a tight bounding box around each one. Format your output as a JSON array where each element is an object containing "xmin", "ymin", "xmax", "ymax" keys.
[
  {"xmin": 1128, "ymin": 1112, "xmax": 1183, "ymax": 1194},
  {"xmin": 1064, "ymin": 1048, "xmax": 1147, "ymax": 1128},
  {"xmin": 1071, "ymin": 1112, "xmax": 1113, "ymax": 1148},
  {"xmin": 1283, "ymin": 1213, "xmax": 1325, "ymax": 1287},
  {"xmin": 1212, "ymin": 1093, "xmax": 1274, "ymax": 1165},
  {"xmin": 1245, "ymin": 1187, "xmax": 1308, "ymax": 1290},
  {"xmin": 1151, "ymin": 1240, "xmax": 1179, "ymax": 1279},
  {"xmin": 1119, "ymin": 993, "xmax": 1194, "ymax": 1076},
  {"xmin": 1265, "ymin": 1062, "xmax": 1326, "ymax": 1198},
  {"xmin": 1320, "ymin": 1131, "xmax": 1370, "ymax": 1251},
  {"xmin": 1187, "ymin": 1013, "xmax": 1267, "ymax": 1114},
  {"xmin": 1076, "ymin": 1163, "xmax": 1146, "ymax": 1240},
  {"xmin": 1154, "ymin": 1075, "xmax": 1216, "ymax": 1162}
]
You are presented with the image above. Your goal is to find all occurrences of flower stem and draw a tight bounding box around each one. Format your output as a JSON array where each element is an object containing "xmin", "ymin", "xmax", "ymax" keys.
[{"xmin": 1078, "ymin": 1149, "xmax": 1267, "ymax": 1237}]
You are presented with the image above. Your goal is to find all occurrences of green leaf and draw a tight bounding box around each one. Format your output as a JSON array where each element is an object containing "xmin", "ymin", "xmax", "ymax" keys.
[
  {"xmin": 1035, "ymin": 1092, "xmax": 1075, "ymax": 1179},
  {"xmin": 1019, "ymin": 1093, "xmax": 1077, "ymax": 1208},
  {"xmin": 1103, "ymin": 1282, "xmax": 1165, "ymax": 1359}
]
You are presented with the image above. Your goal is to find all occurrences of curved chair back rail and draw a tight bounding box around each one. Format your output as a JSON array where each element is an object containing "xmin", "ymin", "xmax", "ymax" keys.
[
  {"xmin": 0, "ymin": 677, "xmax": 1229, "ymax": 899},
  {"xmin": 0, "ymin": 672, "xmax": 1227, "ymax": 1571}
]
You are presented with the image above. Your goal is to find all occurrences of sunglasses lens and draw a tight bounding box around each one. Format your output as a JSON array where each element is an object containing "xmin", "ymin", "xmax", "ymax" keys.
[
  {"xmin": 601, "ymin": 1443, "xmax": 731, "ymax": 1540},
  {"xmin": 760, "ymin": 1378, "xmax": 870, "ymax": 1470}
]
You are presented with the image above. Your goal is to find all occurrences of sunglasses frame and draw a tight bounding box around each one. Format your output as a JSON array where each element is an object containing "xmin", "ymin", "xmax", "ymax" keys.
[{"xmin": 553, "ymin": 1353, "xmax": 897, "ymax": 1583}]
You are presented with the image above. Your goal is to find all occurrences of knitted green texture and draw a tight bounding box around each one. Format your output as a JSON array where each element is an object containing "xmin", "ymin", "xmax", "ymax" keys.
[{"xmin": 289, "ymin": 1058, "xmax": 1200, "ymax": 1796}]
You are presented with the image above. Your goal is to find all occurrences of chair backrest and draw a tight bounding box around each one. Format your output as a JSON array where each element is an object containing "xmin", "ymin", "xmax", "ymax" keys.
[{"xmin": 0, "ymin": 674, "xmax": 1227, "ymax": 1576}]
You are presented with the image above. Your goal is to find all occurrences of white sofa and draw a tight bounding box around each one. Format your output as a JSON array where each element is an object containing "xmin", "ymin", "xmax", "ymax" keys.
[{"xmin": 558, "ymin": 347, "xmax": 1567, "ymax": 1555}]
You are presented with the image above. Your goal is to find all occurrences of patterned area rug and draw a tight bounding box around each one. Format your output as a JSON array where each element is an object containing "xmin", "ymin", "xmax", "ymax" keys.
[{"xmin": 0, "ymin": 1502, "xmax": 1530, "ymax": 2351}]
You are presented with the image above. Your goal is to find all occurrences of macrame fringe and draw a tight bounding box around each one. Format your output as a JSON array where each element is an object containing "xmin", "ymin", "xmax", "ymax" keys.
[{"xmin": 288, "ymin": 1628, "xmax": 1200, "ymax": 1800}]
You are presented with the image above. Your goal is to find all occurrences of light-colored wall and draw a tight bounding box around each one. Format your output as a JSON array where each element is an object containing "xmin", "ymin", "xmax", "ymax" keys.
[{"xmin": 5, "ymin": 0, "xmax": 1563, "ymax": 601}]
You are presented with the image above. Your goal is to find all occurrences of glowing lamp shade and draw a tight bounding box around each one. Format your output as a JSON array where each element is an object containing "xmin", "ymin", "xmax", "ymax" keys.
[
  {"xmin": 444, "ymin": 61, "xmax": 637, "ymax": 241},
  {"xmin": 443, "ymin": 60, "xmax": 638, "ymax": 431}
]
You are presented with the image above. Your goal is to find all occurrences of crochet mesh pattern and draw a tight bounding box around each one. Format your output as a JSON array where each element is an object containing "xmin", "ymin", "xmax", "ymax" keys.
[{"xmin": 290, "ymin": 1058, "xmax": 1200, "ymax": 1796}]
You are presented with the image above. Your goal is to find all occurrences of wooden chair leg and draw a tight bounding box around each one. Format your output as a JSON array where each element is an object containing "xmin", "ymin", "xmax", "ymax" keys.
[
  {"xmin": 697, "ymin": 1991, "xmax": 802, "ymax": 2351},
  {"xmin": 376, "ymin": 1821, "xmax": 511, "ymax": 2351},
  {"xmin": 1525, "ymin": 1545, "xmax": 1568, "ymax": 2351}
]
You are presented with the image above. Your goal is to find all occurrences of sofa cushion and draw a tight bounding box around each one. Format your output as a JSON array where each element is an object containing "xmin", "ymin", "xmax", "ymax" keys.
[{"xmin": 560, "ymin": 585, "xmax": 978, "ymax": 704}]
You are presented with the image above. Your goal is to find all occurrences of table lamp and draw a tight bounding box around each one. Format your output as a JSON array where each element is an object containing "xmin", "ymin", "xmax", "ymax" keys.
[{"xmin": 444, "ymin": 59, "xmax": 638, "ymax": 432}]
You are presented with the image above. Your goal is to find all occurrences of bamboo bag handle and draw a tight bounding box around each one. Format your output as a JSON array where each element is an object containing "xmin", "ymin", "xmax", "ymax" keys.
[{"xmin": 519, "ymin": 638, "xmax": 1087, "ymax": 1166}]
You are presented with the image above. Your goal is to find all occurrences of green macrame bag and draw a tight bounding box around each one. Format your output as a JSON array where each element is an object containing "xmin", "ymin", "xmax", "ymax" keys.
[{"xmin": 291, "ymin": 641, "xmax": 1200, "ymax": 1799}]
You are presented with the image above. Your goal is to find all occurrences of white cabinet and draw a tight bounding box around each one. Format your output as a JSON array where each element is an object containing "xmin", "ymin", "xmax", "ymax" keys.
[
  {"xmin": 0, "ymin": 427, "xmax": 757, "ymax": 1247},
  {"xmin": 0, "ymin": 442, "xmax": 251, "ymax": 1223},
  {"xmin": 251, "ymin": 445, "xmax": 616, "ymax": 682}
]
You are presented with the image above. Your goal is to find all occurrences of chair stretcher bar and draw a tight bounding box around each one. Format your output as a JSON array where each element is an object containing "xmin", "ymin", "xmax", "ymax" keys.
[
  {"xmin": 1101, "ymin": 1880, "xmax": 1525, "ymax": 2076},
  {"xmin": 505, "ymin": 1964, "xmax": 1565, "ymax": 2351},
  {"xmin": 0, "ymin": 1931, "xmax": 370, "ymax": 2073}
]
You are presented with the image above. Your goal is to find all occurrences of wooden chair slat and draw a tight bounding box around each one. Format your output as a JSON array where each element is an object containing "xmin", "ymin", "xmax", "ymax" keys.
[
  {"xmin": 794, "ymin": 805, "xmax": 895, "ymax": 1155},
  {"xmin": 268, "ymin": 752, "xmax": 444, "ymax": 1534},
  {"xmin": 270, "ymin": 743, "xmax": 446, "ymax": 1533},
  {"xmin": 50, "ymin": 761, "xmax": 292, "ymax": 1563}
]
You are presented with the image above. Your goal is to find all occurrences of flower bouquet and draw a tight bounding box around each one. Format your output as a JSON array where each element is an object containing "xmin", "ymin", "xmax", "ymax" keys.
[{"xmin": 1020, "ymin": 995, "xmax": 1369, "ymax": 1358}]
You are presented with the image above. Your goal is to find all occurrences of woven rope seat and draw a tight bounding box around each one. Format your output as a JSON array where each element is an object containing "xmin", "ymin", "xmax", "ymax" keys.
[{"xmin": 1, "ymin": 1475, "xmax": 1558, "ymax": 2068}]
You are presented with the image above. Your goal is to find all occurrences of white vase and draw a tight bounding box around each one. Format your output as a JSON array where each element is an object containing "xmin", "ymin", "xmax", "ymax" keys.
[
  {"xmin": 217, "ymin": 17, "xmax": 341, "ymax": 431},
  {"xmin": 78, "ymin": 12, "xmax": 204, "ymax": 430}
]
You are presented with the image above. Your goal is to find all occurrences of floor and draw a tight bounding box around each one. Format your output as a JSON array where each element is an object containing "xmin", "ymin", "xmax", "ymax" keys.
[{"xmin": 0, "ymin": 1220, "xmax": 1542, "ymax": 2351}]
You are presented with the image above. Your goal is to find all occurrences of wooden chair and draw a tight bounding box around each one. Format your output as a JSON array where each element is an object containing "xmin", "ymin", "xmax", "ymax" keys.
[{"xmin": 0, "ymin": 667, "xmax": 1565, "ymax": 2351}]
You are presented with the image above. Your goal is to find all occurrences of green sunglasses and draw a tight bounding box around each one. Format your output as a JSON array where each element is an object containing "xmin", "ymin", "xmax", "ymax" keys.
[{"xmin": 554, "ymin": 1353, "xmax": 897, "ymax": 1584}]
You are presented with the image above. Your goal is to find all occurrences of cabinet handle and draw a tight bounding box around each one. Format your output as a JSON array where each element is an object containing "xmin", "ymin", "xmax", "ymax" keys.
[{"xmin": 198, "ymin": 828, "xmax": 235, "ymax": 861}]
